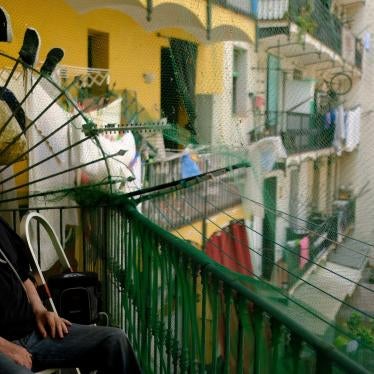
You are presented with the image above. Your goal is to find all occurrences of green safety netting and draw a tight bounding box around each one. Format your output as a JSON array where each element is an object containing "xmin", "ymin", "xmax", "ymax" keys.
[{"xmin": 0, "ymin": 1, "xmax": 373, "ymax": 373}]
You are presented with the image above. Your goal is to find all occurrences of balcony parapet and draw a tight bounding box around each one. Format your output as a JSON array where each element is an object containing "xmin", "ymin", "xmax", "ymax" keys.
[
  {"xmin": 257, "ymin": 0, "xmax": 363, "ymax": 70},
  {"xmin": 215, "ymin": 0, "xmax": 257, "ymax": 17},
  {"xmin": 250, "ymin": 112, "xmax": 334, "ymax": 155}
]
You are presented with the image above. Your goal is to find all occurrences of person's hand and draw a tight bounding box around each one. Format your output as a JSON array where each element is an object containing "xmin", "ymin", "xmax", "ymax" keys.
[
  {"xmin": 35, "ymin": 310, "xmax": 71, "ymax": 339},
  {"xmin": 1, "ymin": 341, "xmax": 32, "ymax": 369}
]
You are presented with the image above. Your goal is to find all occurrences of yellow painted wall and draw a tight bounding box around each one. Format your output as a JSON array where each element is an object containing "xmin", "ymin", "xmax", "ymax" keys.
[
  {"xmin": 196, "ymin": 43, "xmax": 224, "ymax": 94},
  {"xmin": 81, "ymin": 9, "xmax": 164, "ymax": 119},
  {"xmin": 171, "ymin": 204, "xmax": 246, "ymax": 248},
  {"xmin": 1, "ymin": 1, "xmax": 163, "ymax": 119},
  {"xmin": 1, "ymin": 0, "xmax": 253, "ymax": 193},
  {"xmin": 1, "ymin": 0, "xmax": 253, "ymax": 117},
  {"xmin": 1, "ymin": 0, "xmax": 86, "ymax": 66},
  {"xmin": 13, "ymin": 161, "xmax": 28, "ymax": 202},
  {"xmin": 153, "ymin": 0, "xmax": 255, "ymax": 43},
  {"xmin": 153, "ymin": 0, "xmax": 207, "ymax": 22},
  {"xmin": 211, "ymin": 3, "xmax": 255, "ymax": 42}
]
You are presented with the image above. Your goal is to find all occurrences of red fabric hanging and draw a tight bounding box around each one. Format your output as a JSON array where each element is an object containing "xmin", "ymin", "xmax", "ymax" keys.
[
  {"xmin": 230, "ymin": 221, "xmax": 253, "ymax": 275},
  {"xmin": 204, "ymin": 220, "xmax": 254, "ymax": 369},
  {"xmin": 205, "ymin": 221, "xmax": 253, "ymax": 276}
]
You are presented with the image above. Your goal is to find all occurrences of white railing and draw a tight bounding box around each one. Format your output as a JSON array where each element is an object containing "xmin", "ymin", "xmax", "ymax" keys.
[
  {"xmin": 257, "ymin": 0, "xmax": 288, "ymax": 20},
  {"xmin": 56, "ymin": 64, "xmax": 110, "ymax": 88}
]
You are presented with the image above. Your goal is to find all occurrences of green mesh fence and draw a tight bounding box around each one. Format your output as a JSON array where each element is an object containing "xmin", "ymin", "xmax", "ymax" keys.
[{"xmin": 0, "ymin": 1, "xmax": 373, "ymax": 372}]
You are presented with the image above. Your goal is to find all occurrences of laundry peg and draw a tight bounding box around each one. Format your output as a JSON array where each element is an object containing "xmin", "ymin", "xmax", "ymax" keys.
[
  {"xmin": 19, "ymin": 27, "xmax": 41, "ymax": 67},
  {"xmin": 41, "ymin": 48, "xmax": 64, "ymax": 76},
  {"xmin": 0, "ymin": 7, "xmax": 12, "ymax": 42}
]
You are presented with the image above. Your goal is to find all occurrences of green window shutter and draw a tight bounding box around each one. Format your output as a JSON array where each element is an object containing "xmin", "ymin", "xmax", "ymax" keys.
[
  {"xmin": 266, "ymin": 54, "xmax": 280, "ymax": 127},
  {"xmin": 232, "ymin": 49, "xmax": 240, "ymax": 114}
]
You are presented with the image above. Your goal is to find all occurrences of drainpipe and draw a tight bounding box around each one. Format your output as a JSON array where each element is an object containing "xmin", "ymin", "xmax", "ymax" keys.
[
  {"xmin": 202, "ymin": 159, "xmax": 209, "ymax": 251},
  {"xmin": 206, "ymin": 0, "xmax": 212, "ymax": 41},
  {"xmin": 146, "ymin": 0, "xmax": 152, "ymax": 22}
]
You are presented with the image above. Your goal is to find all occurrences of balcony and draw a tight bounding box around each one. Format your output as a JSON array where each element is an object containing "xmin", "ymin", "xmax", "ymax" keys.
[
  {"xmin": 282, "ymin": 112, "xmax": 334, "ymax": 154},
  {"xmin": 257, "ymin": 0, "xmax": 363, "ymax": 70},
  {"xmin": 65, "ymin": 0, "xmax": 256, "ymax": 45},
  {"xmin": 250, "ymin": 112, "xmax": 334, "ymax": 155},
  {"xmin": 215, "ymin": 0, "xmax": 257, "ymax": 17},
  {"xmin": 56, "ymin": 64, "xmax": 110, "ymax": 90},
  {"xmin": 143, "ymin": 175, "xmax": 243, "ymax": 230},
  {"xmin": 285, "ymin": 214, "xmax": 338, "ymax": 290},
  {"xmin": 5, "ymin": 197, "xmax": 370, "ymax": 373},
  {"xmin": 143, "ymin": 149, "xmax": 246, "ymax": 229},
  {"xmin": 288, "ymin": 0, "xmax": 342, "ymax": 55}
]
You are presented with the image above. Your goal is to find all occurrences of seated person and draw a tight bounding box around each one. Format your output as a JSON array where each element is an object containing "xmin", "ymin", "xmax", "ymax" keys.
[{"xmin": 0, "ymin": 217, "xmax": 141, "ymax": 373}]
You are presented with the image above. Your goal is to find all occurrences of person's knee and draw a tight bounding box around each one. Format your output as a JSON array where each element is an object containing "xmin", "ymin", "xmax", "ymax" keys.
[
  {"xmin": 98, "ymin": 327, "xmax": 140, "ymax": 374},
  {"xmin": 101, "ymin": 327, "xmax": 129, "ymax": 350},
  {"xmin": 106, "ymin": 326, "xmax": 127, "ymax": 339}
]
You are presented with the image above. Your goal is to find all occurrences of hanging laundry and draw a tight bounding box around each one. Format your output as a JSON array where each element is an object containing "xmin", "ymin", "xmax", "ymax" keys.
[
  {"xmin": 181, "ymin": 152, "xmax": 201, "ymax": 179},
  {"xmin": 25, "ymin": 77, "xmax": 78, "ymax": 271},
  {"xmin": 0, "ymin": 71, "xmax": 79, "ymax": 270},
  {"xmin": 126, "ymin": 151, "xmax": 142, "ymax": 194},
  {"xmin": 337, "ymin": 105, "xmax": 345, "ymax": 140},
  {"xmin": 363, "ymin": 32, "xmax": 371, "ymax": 51},
  {"xmin": 78, "ymin": 131, "xmax": 136, "ymax": 190},
  {"xmin": 251, "ymin": 136, "xmax": 287, "ymax": 172},
  {"xmin": 230, "ymin": 221, "xmax": 254, "ymax": 275},
  {"xmin": 333, "ymin": 106, "xmax": 345, "ymax": 155},
  {"xmin": 299, "ymin": 235, "xmax": 310, "ymax": 269},
  {"xmin": 324, "ymin": 111, "xmax": 332, "ymax": 129},
  {"xmin": 324, "ymin": 109, "xmax": 338, "ymax": 129},
  {"xmin": 344, "ymin": 106, "xmax": 361, "ymax": 152},
  {"xmin": 87, "ymin": 97, "xmax": 122, "ymax": 128},
  {"xmin": 0, "ymin": 87, "xmax": 27, "ymax": 165},
  {"xmin": 205, "ymin": 221, "xmax": 253, "ymax": 276}
]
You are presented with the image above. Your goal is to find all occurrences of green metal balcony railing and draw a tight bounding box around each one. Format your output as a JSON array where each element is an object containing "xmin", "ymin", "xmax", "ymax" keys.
[
  {"xmin": 282, "ymin": 112, "xmax": 334, "ymax": 154},
  {"xmin": 250, "ymin": 111, "xmax": 334, "ymax": 154},
  {"xmin": 143, "ymin": 149, "xmax": 246, "ymax": 229},
  {"xmin": 143, "ymin": 177, "xmax": 243, "ymax": 230},
  {"xmin": 288, "ymin": 0, "xmax": 342, "ymax": 54},
  {"xmin": 258, "ymin": 0, "xmax": 365, "ymax": 66},
  {"xmin": 144, "ymin": 150, "xmax": 244, "ymax": 188},
  {"xmin": 79, "ymin": 200, "xmax": 370, "ymax": 373},
  {"xmin": 257, "ymin": 0, "xmax": 342, "ymax": 51},
  {"xmin": 2, "ymin": 197, "xmax": 371, "ymax": 373}
]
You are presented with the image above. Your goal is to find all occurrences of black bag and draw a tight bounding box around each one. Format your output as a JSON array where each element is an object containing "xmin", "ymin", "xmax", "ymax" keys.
[{"xmin": 47, "ymin": 272, "xmax": 101, "ymax": 325}]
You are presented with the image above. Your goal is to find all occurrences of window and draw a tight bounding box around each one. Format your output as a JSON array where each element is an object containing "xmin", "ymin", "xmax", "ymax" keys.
[
  {"xmin": 232, "ymin": 48, "xmax": 247, "ymax": 115},
  {"xmin": 293, "ymin": 69, "xmax": 303, "ymax": 80},
  {"xmin": 87, "ymin": 30, "xmax": 109, "ymax": 95}
]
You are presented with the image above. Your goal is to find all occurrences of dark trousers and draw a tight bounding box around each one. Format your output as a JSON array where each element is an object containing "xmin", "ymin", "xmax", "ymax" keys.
[{"xmin": 0, "ymin": 324, "xmax": 141, "ymax": 373}]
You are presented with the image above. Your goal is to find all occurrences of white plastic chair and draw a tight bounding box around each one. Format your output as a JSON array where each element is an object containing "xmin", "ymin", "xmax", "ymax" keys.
[{"xmin": 20, "ymin": 211, "xmax": 80, "ymax": 374}]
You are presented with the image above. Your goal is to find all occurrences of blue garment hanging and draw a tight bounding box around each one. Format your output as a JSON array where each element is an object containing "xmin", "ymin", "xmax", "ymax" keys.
[{"xmin": 181, "ymin": 153, "xmax": 201, "ymax": 179}]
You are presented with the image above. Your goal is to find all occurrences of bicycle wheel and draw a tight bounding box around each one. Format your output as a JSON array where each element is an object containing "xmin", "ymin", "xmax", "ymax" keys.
[{"xmin": 329, "ymin": 72, "xmax": 352, "ymax": 96}]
